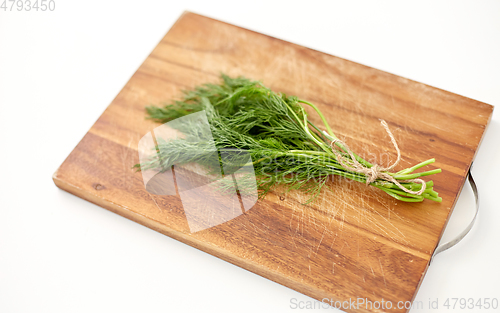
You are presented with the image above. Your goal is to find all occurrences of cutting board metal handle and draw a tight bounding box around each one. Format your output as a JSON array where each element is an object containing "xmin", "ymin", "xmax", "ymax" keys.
[{"xmin": 431, "ymin": 168, "xmax": 479, "ymax": 263}]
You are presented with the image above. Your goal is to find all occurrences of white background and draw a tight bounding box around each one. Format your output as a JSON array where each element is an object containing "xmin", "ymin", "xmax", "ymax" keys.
[{"xmin": 1, "ymin": 1, "xmax": 499, "ymax": 312}]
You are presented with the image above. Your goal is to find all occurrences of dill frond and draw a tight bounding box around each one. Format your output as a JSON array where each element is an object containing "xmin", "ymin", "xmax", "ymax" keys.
[{"xmin": 138, "ymin": 74, "xmax": 442, "ymax": 203}]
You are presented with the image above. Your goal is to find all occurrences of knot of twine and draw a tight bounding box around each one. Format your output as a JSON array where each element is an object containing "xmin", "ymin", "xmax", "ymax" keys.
[{"xmin": 328, "ymin": 120, "xmax": 426, "ymax": 196}]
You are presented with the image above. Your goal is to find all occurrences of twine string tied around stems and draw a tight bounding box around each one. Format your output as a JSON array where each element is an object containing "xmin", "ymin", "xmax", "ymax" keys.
[{"xmin": 329, "ymin": 120, "xmax": 426, "ymax": 196}]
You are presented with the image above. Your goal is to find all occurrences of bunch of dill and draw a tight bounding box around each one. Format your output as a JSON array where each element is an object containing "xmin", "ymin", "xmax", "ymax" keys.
[{"xmin": 136, "ymin": 74, "xmax": 441, "ymax": 203}]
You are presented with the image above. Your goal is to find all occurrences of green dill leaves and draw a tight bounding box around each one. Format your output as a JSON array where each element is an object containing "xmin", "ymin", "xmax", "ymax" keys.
[{"xmin": 139, "ymin": 74, "xmax": 442, "ymax": 203}]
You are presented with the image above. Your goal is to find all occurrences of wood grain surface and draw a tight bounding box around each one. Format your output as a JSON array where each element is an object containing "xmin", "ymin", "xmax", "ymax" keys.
[{"xmin": 53, "ymin": 12, "xmax": 493, "ymax": 313}]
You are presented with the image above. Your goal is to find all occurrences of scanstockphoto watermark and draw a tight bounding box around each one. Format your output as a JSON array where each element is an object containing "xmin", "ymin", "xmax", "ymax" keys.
[
  {"xmin": 1, "ymin": 0, "xmax": 55, "ymax": 11},
  {"xmin": 289, "ymin": 297, "xmax": 499, "ymax": 311},
  {"xmin": 290, "ymin": 298, "xmax": 421, "ymax": 311}
]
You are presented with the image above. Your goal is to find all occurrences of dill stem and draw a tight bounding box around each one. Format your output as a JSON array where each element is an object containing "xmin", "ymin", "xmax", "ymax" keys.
[
  {"xmin": 298, "ymin": 100, "xmax": 336, "ymax": 138},
  {"xmin": 280, "ymin": 97, "xmax": 333, "ymax": 155},
  {"xmin": 396, "ymin": 158, "xmax": 435, "ymax": 175},
  {"xmin": 298, "ymin": 99, "xmax": 374, "ymax": 168},
  {"xmin": 392, "ymin": 168, "xmax": 442, "ymax": 180},
  {"xmin": 320, "ymin": 131, "xmax": 373, "ymax": 168}
]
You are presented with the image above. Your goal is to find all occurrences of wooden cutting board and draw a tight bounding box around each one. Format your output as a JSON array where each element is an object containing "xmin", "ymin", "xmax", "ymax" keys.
[{"xmin": 53, "ymin": 12, "xmax": 493, "ymax": 313}]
